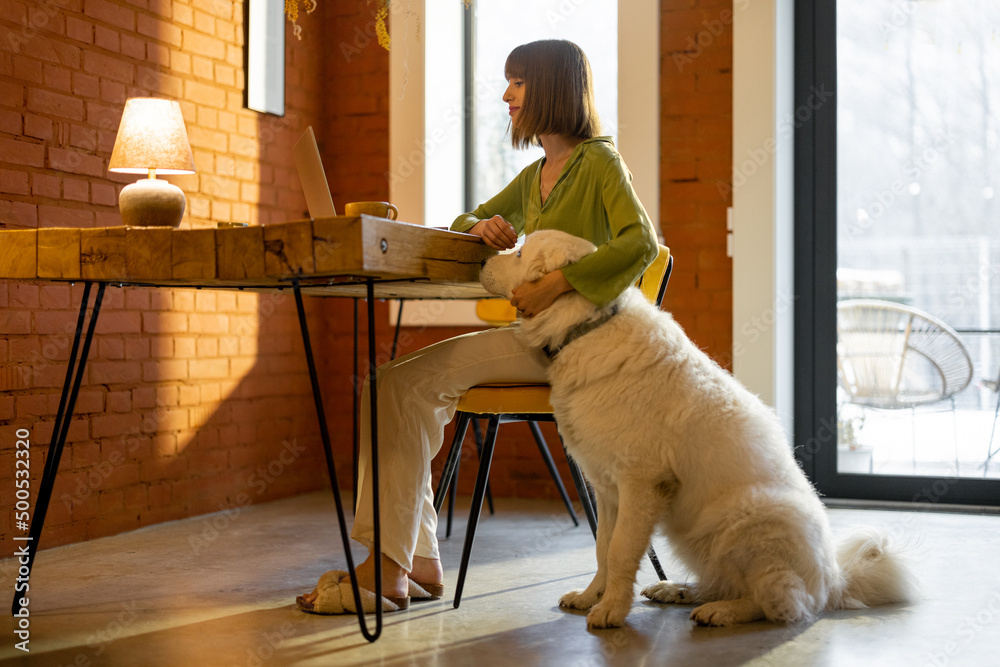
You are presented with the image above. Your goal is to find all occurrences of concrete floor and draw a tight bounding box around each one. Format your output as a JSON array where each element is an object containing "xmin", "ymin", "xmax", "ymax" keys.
[{"xmin": 1, "ymin": 491, "xmax": 999, "ymax": 667}]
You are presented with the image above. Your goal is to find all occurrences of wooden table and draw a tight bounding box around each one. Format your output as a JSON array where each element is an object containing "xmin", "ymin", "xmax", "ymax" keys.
[
  {"xmin": 0, "ymin": 215, "xmax": 491, "ymax": 297},
  {"xmin": 1, "ymin": 216, "xmax": 493, "ymax": 642}
]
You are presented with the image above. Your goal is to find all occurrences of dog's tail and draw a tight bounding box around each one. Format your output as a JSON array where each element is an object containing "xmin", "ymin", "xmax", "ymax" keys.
[{"xmin": 831, "ymin": 528, "xmax": 917, "ymax": 610}]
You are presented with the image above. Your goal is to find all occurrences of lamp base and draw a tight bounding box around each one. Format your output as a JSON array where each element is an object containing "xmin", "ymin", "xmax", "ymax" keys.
[{"xmin": 119, "ymin": 178, "xmax": 186, "ymax": 227}]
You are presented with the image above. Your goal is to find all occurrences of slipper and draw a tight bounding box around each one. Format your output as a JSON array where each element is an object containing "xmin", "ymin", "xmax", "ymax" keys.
[
  {"xmin": 296, "ymin": 570, "xmax": 409, "ymax": 615},
  {"xmin": 408, "ymin": 579, "xmax": 445, "ymax": 601}
]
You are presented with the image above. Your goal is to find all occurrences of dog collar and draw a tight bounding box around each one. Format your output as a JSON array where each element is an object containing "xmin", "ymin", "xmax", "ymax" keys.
[{"xmin": 543, "ymin": 304, "xmax": 620, "ymax": 360}]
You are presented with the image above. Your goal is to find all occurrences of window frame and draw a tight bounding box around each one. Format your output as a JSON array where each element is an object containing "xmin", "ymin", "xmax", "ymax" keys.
[{"xmin": 793, "ymin": 0, "xmax": 999, "ymax": 506}]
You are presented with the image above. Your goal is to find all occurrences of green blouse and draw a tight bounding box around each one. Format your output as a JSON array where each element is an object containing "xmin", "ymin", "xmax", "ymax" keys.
[{"xmin": 451, "ymin": 137, "xmax": 658, "ymax": 307}]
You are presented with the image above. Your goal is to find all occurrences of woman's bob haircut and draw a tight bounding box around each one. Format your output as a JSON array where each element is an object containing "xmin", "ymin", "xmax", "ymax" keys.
[{"xmin": 504, "ymin": 40, "xmax": 602, "ymax": 149}]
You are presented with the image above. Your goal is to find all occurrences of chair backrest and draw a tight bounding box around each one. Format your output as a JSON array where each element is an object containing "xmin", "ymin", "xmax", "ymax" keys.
[
  {"xmin": 639, "ymin": 245, "xmax": 672, "ymax": 307},
  {"xmin": 475, "ymin": 244, "xmax": 673, "ymax": 325},
  {"xmin": 836, "ymin": 299, "xmax": 973, "ymax": 409}
]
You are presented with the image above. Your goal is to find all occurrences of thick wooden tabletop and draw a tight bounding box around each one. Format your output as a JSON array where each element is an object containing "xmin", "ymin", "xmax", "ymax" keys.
[{"xmin": 0, "ymin": 216, "xmax": 495, "ymax": 299}]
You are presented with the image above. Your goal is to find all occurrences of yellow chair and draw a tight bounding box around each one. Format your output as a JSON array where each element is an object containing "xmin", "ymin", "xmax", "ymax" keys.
[{"xmin": 433, "ymin": 245, "xmax": 673, "ymax": 607}]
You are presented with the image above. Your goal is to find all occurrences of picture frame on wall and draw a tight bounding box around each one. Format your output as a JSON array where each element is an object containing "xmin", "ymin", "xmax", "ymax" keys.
[{"xmin": 244, "ymin": 0, "xmax": 285, "ymax": 115}]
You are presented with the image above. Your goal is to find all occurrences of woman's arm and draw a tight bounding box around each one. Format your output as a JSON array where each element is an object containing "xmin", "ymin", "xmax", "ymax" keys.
[
  {"xmin": 469, "ymin": 216, "xmax": 518, "ymax": 250},
  {"xmin": 510, "ymin": 269, "xmax": 573, "ymax": 317},
  {"xmin": 560, "ymin": 154, "xmax": 657, "ymax": 307}
]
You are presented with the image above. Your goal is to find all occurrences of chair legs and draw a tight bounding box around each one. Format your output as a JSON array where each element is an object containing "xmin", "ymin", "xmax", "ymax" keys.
[
  {"xmin": 951, "ymin": 397, "xmax": 960, "ymax": 474},
  {"xmin": 439, "ymin": 414, "xmax": 668, "ymax": 608},
  {"xmin": 981, "ymin": 391, "xmax": 1000, "ymax": 474},
  {"xmin": 434, "ymin": 413, "xmax": 469, "ymax": 515},
  {"xmin": 472, "ymin": 420, "xmax": 496, "ymax": 517},
  {"xmin": 528, "ymin": 421, "xmax": 579, "ymax": 527},
  {"xmin": 440, "ymin": 418, "xmax": 495, "ymax": 539},
  {"xmin": 437, "ymin": 415, "xmax": 578, "ymax": 537},
  {"xmin": 646, "ymin": 546, "xmax": 668, "ymax": 582},
  {"xmin": 565, "ymin": 453, "xmax": 597, "ymax": 538},
  {"xmin": 904, "ymin": 400, "xmax": 961, "ymax": 475},
  {"xmin": 453, "ymin": 415, "xmax": 501, "ymax": 608}
]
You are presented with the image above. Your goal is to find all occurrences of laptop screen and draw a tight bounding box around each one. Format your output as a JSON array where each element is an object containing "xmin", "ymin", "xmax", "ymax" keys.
[{"xmin": 293, "ymin": 126, "xmax": 337, "ymax": 219}]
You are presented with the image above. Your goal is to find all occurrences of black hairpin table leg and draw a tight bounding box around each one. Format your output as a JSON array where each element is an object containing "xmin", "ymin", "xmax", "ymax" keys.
[
  {"xmin": 352, "ymin": 298, "xmax": 359, "ymax": 512},
  {"xmin": 12, "ymin": 282, "xmax": 106, "ymax": 616},
  {"xmin": 293, "ymin": 279, "xmax": 382, "ymax": 642}
]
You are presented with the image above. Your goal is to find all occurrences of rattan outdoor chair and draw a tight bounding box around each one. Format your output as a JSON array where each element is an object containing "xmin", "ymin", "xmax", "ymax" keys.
[{"xmin": 836, "ymin": 299, "xmax": 973, "ymax": 469}]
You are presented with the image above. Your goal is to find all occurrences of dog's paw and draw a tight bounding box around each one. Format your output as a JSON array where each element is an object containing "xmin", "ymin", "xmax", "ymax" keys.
[
  {"xmin": 691, "ymin": 602, "xmax": 735, "ymax": 627},
  {"xmin": 690, "ymin": 600, "xmax": 765, "ymax": 627},
  {"xmin": 586, "ymin": 600, "xmax": 630, "ymax": 629},
  {"xmin": 641, "ymin": 581, "xmax": 695, "ymax": 605},
  {"xmin": 559, "ymin": 588, "xmax": 601, "ymax": 610}
]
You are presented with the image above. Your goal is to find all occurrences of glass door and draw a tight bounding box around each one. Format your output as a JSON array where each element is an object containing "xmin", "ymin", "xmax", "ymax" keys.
[{"xmin": 795, "ymin": 0, "xmax": 1000, "ymax": 505}]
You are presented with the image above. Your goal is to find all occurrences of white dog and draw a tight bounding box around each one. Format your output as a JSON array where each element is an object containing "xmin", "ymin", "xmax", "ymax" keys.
[{"xmin": 480, "ymin": 230, "xmax": 914, "ymax": 629}]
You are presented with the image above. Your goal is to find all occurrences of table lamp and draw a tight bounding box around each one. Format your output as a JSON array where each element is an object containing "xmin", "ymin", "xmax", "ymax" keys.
[{"xmin": 109, "ymin": 98, "xmax": 196, "ymax": 227}]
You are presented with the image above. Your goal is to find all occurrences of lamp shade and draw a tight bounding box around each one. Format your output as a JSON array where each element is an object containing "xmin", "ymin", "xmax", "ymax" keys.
[{"xmin": 109, "ymin": 98, "xmax": 196, "ymax": 175}]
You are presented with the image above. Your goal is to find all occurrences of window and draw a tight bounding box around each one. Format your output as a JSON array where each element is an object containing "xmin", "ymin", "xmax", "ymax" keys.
[{"xmin": 244, "ymin": 0, "xmax": 285, "ymax": 115}]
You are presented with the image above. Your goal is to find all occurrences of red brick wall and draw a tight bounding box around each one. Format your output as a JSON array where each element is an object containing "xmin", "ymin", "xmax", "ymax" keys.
[
  {"xmin": 1, "ymin": 0, "xmax": 735, "ymax": 548},
  {"xmin": 660, "ymin": 0, "xmax": 733, "ymax": 365},
  {"xmin": 0, "ymin": 0, "xmax": 335, "ymax": 550}
]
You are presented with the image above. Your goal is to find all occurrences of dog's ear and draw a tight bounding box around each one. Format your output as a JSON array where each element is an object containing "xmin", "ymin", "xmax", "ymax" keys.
[
  {"xmin": 522, "ymin": 230, "xmax": 596, "ymax": 277},
  {"xmin": 539, "ymin": 246, "xmax": 570, "ymax": 273},
  {"xmin": 525, "ymin": 246, "xmax": 557, "ymax": 281},
  {"xmin": 522, "ymin": 240, "xmax": 569, "ymax": 279}
]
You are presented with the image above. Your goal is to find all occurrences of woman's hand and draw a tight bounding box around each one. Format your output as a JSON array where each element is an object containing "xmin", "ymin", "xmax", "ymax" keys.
[
  {"xmin": 510, "ymin": 270, "xmax": 574, "ymax": 318},
  {"xmin": 469, "ymin": 216, "xmax": 518, "ymax": 250}
]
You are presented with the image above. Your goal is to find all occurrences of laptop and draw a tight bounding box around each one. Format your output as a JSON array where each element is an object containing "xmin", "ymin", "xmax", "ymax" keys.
[{"xmin": 293, "ymin": 126, "xmax": 337, "ymax": 219}]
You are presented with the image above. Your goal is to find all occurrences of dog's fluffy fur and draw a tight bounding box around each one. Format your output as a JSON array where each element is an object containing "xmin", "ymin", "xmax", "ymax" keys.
[{"xmin": 480, "ymin": 230, "xmax": 915, "ymax": 629}]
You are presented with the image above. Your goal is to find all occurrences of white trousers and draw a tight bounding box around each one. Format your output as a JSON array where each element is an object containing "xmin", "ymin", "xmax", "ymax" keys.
[{"xmin": 350, "ymin": 325, "xmax": 550, "ymax": 571}]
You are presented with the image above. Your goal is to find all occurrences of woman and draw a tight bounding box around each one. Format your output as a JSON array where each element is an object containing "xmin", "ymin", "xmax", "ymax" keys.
[{"xmin": 298, "ymin": 39, "xmax": 658, "ymax": 614}]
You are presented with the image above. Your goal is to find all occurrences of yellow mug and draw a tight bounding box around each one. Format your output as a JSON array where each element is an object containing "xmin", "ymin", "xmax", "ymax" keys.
[{"xmin": 345, "ymin": 201, "xmax": 398, "ymax": 220}]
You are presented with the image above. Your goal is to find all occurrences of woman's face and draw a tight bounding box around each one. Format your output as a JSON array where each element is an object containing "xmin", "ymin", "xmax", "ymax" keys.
[{"xmin": 503, "ymin": 77, "xmax": 525, "ymax": 123}]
